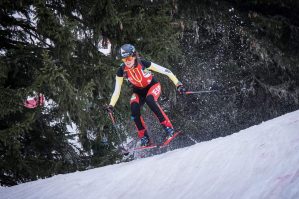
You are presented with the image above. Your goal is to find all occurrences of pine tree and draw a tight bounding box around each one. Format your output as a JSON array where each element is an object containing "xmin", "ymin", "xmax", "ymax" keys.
[{"xmin": 0, "ymin": 0, "xmax": 181, "ymax": 185}]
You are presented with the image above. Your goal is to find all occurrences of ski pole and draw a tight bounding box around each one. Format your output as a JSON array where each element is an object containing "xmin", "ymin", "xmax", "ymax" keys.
[
  {"xmin": 107, "ymin": 112, "xmax": 129, "ymax": 155},
  {"xmin": 108, "ymin": 112, "xmax": 116, "ymax": 125},
  {"xmin": 185, "ymin": 90, "xmax": 219, "ymax": 95}
]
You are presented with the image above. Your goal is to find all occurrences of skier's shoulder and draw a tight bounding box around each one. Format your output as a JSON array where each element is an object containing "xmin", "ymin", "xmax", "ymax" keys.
[
  {"xmin": 139, "ymin": 58, "xmax": 151, "ymax": 68},
  {"xmin": 116, "ymin": 63, "xmax": 126, "ymax": 77}
]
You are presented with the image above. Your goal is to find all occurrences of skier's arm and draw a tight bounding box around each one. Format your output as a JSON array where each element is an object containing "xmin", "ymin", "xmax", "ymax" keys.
[
  {"xmin": 148, "ymin": 62, "xmax": 181, "ymax": 86},
  {"xmin": 109, "ymin": 76, "xmax": 124, "ymax": 107}
]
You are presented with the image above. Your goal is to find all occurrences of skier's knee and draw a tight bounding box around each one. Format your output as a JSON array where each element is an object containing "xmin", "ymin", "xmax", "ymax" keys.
[
  {"xmin": 131, "ymin": 102, "xmax": 140, "ymax": 116},
  {"xmin": 146, "ymin": 94, "xmax": 154, "ymax": 101}
]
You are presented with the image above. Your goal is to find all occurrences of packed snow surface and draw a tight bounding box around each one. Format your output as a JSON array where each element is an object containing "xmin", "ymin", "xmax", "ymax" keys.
[{"xmin": 1, "ymin": 110, "xmax": 299, "ymax": 199}]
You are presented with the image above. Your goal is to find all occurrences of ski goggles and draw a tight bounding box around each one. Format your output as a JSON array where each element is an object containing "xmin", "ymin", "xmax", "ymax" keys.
[{"xmin": 122, "ymin": 56, "xmax": 134, "ymax": 62}]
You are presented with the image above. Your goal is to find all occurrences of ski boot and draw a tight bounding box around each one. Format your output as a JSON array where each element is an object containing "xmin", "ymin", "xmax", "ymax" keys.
[
  {"xmin": 140, "ymin": 134, "xmax": 151, "ymax": 147},
  {"xmin": 163, "ymin": 126, "xmax": 175, "ymax": 140}
]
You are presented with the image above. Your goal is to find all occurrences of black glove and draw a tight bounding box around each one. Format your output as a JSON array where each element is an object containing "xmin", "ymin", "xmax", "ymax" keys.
[
  {"xmin": 209, "ymin": 81, "xmax": 219, "ymax": 91},
  {"xmin": 106, "ymin": 105, "xmax": 114, "ymax": 114},
  {"xmin": 176, "ymin": 84, "xmax": 187, "ymax": 95}
]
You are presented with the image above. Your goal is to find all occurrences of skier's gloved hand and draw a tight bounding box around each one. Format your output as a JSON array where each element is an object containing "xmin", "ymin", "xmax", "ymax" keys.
[
  {"xmin": 209, "ymin": 81, "xmax": 219, "ymax": 91},
  {"xmin": 106, "ymin": 105, "xmax": 114, "ymax": 114},
  {"xmin": 176, "ymin": 84, "xmax": 187, "ymax": 95}
]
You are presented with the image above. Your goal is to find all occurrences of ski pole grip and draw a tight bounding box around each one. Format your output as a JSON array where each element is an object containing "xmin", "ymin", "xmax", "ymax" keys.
[{"xmin": 108, "ymin": 112, "xmax": 116, "ymax": 124}]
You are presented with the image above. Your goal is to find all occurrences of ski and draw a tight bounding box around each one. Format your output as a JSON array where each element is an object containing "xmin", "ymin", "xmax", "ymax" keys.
[
  {"xmin": 133, "ymin": 144, "xmax": 158, "ymax": 151},
  {"xmin": 130, "ymin": 131, "xmax": 182, "ymax": 153},
  {"xmin": 160, "ymin": 131, "xmax": 182, "ymax": 147}
]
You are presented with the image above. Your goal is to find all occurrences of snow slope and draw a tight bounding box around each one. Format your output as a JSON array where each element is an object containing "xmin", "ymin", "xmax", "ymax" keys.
[{"xmin": 1, "ymin": 110, "xmax": 299, "ymax": 199}]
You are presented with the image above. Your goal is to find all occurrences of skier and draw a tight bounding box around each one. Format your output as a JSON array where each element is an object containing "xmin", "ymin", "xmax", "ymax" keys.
[{"xmin": 107, "ymin": 44, "xmax": 186, "ymax": 146}]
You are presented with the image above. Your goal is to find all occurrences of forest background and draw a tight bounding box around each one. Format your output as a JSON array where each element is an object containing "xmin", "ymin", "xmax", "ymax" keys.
[{"xmin": 1, "ymin": 0, "xmax": 298, "ymax": 186}]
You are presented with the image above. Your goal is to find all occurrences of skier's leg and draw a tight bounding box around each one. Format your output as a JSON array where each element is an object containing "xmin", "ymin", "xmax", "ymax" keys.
[
  {"xmin": 130, "ymin": 93, "xmax": 150, "ymax": 146},
  {"xmin": 145, "ymin": 83, "xmax": 174, "ymax": 136}
]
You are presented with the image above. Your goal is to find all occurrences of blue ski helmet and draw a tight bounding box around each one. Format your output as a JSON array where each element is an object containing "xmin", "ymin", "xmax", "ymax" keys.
[{"xmin": 119, "ymin": 44, "xmax": 136, "ymax": 58}]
